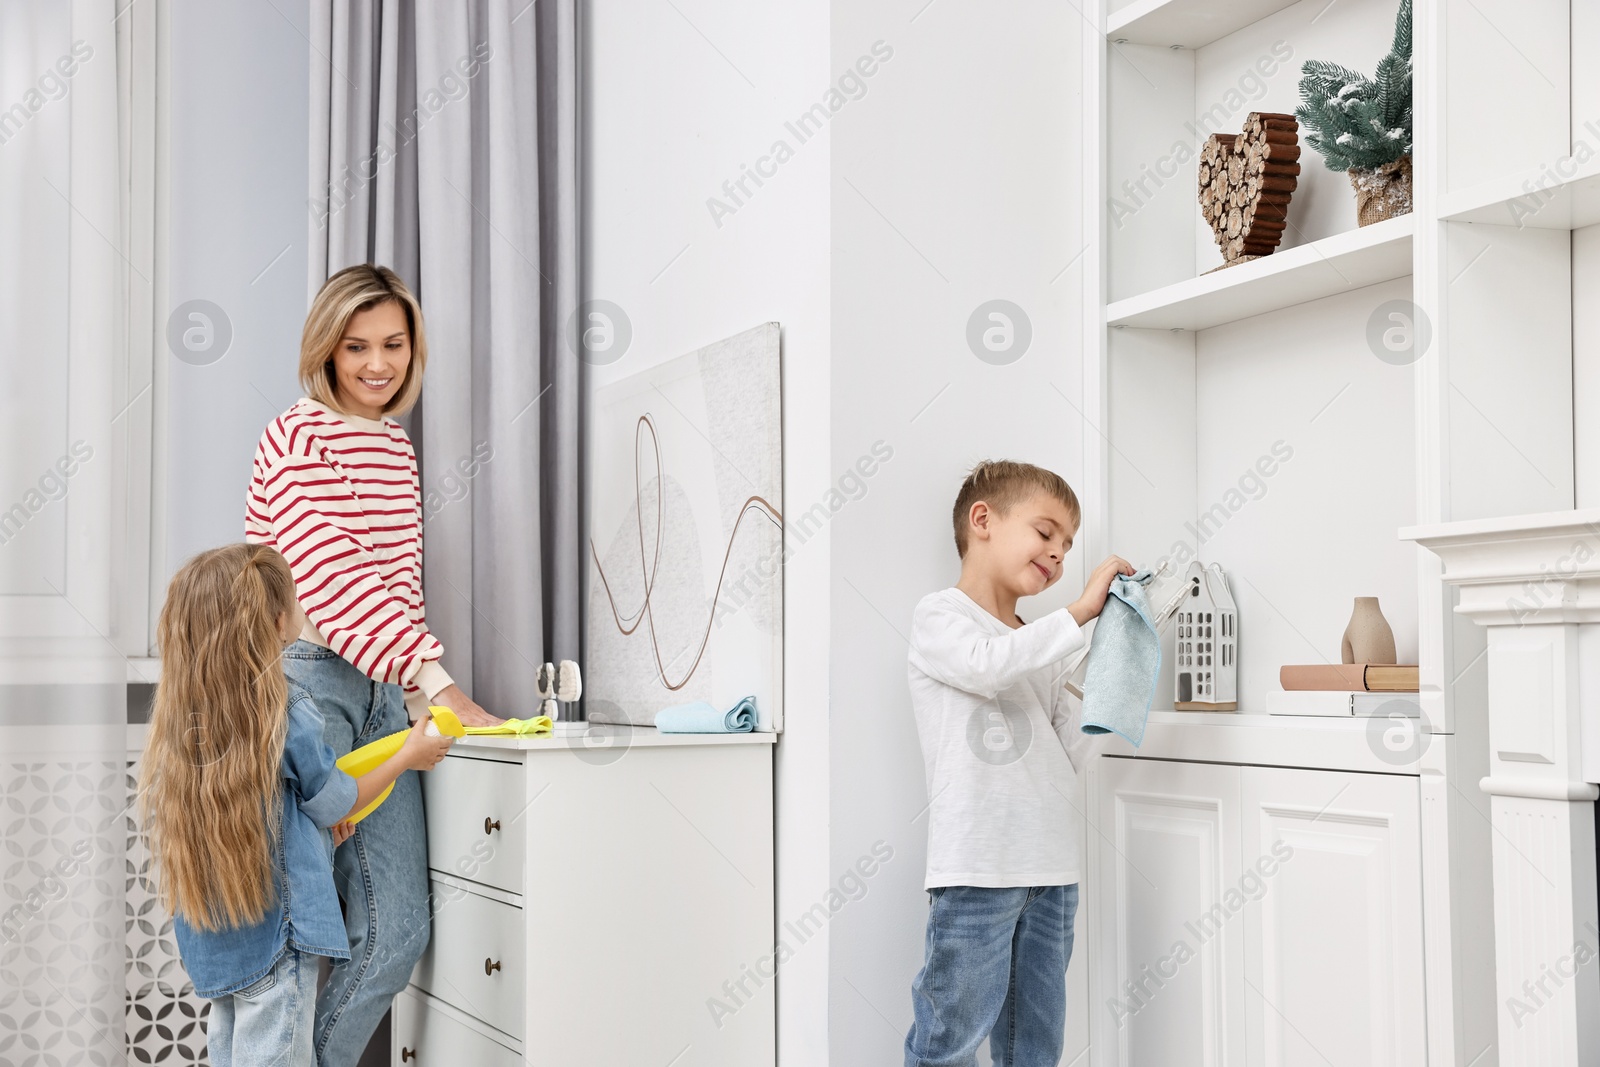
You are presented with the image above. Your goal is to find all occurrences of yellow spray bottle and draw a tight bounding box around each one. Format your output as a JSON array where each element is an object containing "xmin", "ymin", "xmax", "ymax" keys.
[{"xmin": 334, "ymin": 707, "xmax": 466, "ymax": 825}]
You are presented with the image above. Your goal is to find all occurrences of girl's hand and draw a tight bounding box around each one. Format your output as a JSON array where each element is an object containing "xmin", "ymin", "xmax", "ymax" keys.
[
  {"xmin": 1069, "ymin": 555, "xmax": 1136, "ymax": 626},
  {"xmin": 434, "ymin": 683, "xmax": 504, "ymax": 728},
  {"xmin": 399, "ymin": 713, "xmax": 455, "ymax": 771},
  {"xmin": 338, "ymin": 717, "xmax": 453, "ymax": 825},
  {"xmin": 331, "ymin": 820, "xmax": 355, "ymax": 847}
]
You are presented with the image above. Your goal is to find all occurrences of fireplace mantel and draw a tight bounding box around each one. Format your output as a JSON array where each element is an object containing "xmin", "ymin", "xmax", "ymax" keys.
[{"xmin": 1404, "ymin": 510, "xmax": 1600, "ymax": 1066}]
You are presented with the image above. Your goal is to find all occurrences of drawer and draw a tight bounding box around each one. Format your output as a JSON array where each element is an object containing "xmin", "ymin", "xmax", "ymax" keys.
[
  {"xmin": 422, "ymin": 754, "xmax": 525, "ymax": 895},
  {"xmin": 393, "ymin": 988, "xmax": 520, "ymax": 1067},
  {"xmin": 411, "ymin": 880, "xmax": 525, "ymax": 1038}
]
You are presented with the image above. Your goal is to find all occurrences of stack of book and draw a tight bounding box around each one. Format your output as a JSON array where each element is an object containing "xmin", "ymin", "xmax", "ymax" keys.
[{"xmin": 1267, "ymin": 663, "xmax": 1420, "ymax": 718}]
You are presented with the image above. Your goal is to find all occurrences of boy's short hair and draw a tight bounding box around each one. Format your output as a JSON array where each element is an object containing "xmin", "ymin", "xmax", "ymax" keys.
[{"xmin": 952, "ymin": 460, "xmax": 1081, "ymax": 559}]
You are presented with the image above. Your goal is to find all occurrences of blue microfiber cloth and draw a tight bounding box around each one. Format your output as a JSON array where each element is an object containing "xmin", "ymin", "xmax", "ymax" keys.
[
  {"xmin": 654, "ymin": 695, "xmax": 757, "ymax": 733},
  {"xmin": 1080, "ymin": 568, "xmax": 1162, "ymax": 747}
]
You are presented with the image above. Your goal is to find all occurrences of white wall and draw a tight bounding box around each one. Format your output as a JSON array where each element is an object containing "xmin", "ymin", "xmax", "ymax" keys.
[
  {"xmin": 828, "ymin": 2, "xmax": 1088, "ymax": 1063},
  {"xmin": 163, "ymin": 0, "xmax": 309, "ymax": 595},
  {"xmin": 580, "ymin": 2, "xmax": 833, "ymax": 1062},
  {"xmin": 1190, "ymin": 0, "xmax": 1402, "ymax": 264},
  {"xmin": 163, "ymin": 2, "xmax": 1101, "ymax": 1052},
  {"xmin": 1576, "ymin": 223, "xmax": 1600, "ymax": 510},
  {"xmin": 584, "ymin": 4, "xmax": 1089, "ymax": 1062},
  {"xmin": 1195, "ymin": 278, "xmax": 1417, "ymax": 710},
  {"xmin": 1106, "ymin": 0, "xmax": 1404, "ymax": 301}
]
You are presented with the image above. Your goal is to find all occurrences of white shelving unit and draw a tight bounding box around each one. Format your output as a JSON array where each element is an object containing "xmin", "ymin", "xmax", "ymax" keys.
[
  {"xmin": 1078, "ymin": 0, "xmax": 1588, "ymax": 1063},
  {"xmin": 1106, "ymin": 0, "xmax": 1302, "ymax": 49},
  {"xmin": 1106, "ymin": 213, "xmax": 1414, "ymax": 329},
  {"xmin": 1438, "ymin": 157, "xmax": 1600, "ymax": 230}
]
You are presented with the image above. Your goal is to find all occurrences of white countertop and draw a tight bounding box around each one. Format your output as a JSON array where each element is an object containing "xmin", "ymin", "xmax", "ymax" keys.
[
  {"xmin": 1098, "ymin": 708, "xmax": 1427, "ymax": 775},
  {"xmin": 452, "ymin": 724, "xmax": 777, "ymax": 751}
]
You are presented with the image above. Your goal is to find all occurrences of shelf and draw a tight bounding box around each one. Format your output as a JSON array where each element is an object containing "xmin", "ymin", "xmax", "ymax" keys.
[
  {"xmin": 1098, "ymin": 709, "xmax": 1426, "ymax": 774},
  {"xmin": 1439, "ymin": 158, "xmax": 1600, "ymax": 230},
  {"xmin": 1106, "ymin": 0, "xmax": 1300, "ymax": 49},
  {"xmin": 1105, "ymin": 214, "xmax": 1414, "ymax": 331}
]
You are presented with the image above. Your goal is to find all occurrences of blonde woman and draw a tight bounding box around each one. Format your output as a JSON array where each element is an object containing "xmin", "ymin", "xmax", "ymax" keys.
[
  {"xmin": 140, "ymin": 544, "xmax": 452, "ymax": 1067},
  {"xmin": 244, "ymin": 264, "xmax": 500, "ymax": 1063}
]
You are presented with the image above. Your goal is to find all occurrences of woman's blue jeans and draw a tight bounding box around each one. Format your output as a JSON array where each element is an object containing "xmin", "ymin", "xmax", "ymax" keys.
[
  {"xmin": 282, "ymin": 640, "xmax": 431, "ymax": 1066},
  {"xmin": 904, "ymin": 883, "xmax": 1080, "ymax": 1067}
]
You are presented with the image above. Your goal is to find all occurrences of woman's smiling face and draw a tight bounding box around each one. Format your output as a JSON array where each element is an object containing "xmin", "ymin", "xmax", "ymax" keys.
[{"xmin": 331, "ymin": 299, "xmax": 411, "ymax": 420}]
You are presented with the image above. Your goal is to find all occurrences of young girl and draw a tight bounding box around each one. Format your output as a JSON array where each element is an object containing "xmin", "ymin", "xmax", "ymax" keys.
[{"xmin": 139, "ymin": 543, "xmax": 454, "ymax": 1066}]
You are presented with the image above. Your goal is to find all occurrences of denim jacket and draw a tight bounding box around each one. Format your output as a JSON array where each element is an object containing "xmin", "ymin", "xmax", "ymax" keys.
[{"xmin": 175, "ymin": 685, "xmax": 359, "ymax": 998}]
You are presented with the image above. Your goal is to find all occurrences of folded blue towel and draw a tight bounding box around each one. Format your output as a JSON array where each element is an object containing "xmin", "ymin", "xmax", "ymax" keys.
[
  {"xmin": 1080, "ymin": 568, "xmax": 1161, "ymax": 747},
  {"xmin": 654, "ymin": 695, "xmax": 757, "ymax": 733}
]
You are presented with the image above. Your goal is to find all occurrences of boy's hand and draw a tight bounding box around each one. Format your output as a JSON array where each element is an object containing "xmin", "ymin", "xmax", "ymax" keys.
[
  {"xmin": 331, "ymin": 820, "xmax": 355, "ymax": 847},
  {"xmin": 398, "ymin": 713, "xmax": 455, "ymax": 771},
  {"xmin": 1069, "ymin": 555, "xmax": 1136, "ymax": 626}
]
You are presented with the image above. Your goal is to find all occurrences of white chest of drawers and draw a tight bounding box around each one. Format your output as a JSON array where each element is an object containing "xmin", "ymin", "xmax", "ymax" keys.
[{"xmin": 394, "ymin": 727, "xmax": 777, "ymax": 1067}]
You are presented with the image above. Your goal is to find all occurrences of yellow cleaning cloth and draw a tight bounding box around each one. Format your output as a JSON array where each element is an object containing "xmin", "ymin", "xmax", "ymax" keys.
[
  {"xmin": 334, "ymin": 706, "xmax": 468, "ymax": 825},
  {"xmin": 428, "ymin": 706, "xmax": 551, "ymax": 737},
  {"xmin": 461, "ymin": 715, "xmax": 554, "ymax": 737}
]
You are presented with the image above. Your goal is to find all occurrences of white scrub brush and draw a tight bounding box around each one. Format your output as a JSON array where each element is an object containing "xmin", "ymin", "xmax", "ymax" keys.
[
  {"xmin": 556, "ymin": 660, "xmax": 582, "ymax": 704},
  {"xmin": 537, "ymin": 660, "xmax": 583, "ymax": 719},
  {"xmin": 540, "ymin": 659, "xmax": 587, "ymax": 736},
  {"xmin": 536, "ymin": 662, "xmax": 557, "ymax": 719}
]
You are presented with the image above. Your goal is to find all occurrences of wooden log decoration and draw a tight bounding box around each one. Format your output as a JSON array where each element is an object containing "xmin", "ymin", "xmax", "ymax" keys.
[{"xmin": 1197, "ymin": 112, "xmax": 1300, "ymax": 269}]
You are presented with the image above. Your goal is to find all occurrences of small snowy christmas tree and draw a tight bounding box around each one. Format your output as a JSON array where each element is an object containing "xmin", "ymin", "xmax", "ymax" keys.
[
  {"xmin": 1296, "ymin": 0, "xmax": 1411, "ymax": 171},
  {"xmin": 1295, "ymin": 0, "xmax": 1414, "ymax": 223}
]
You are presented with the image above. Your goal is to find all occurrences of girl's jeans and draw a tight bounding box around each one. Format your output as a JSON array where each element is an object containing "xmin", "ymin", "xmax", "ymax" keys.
[
  {"xmin": 282, "ymin": 640, "xmax": 431, "ymax": 1066},
  {"xmin": 904, "ymin": 883, "xmax": 1080, "ymax": 1067},
  {"xmin": 206, "ymin": 948, "xmax": 318, "ymax": 1067}
]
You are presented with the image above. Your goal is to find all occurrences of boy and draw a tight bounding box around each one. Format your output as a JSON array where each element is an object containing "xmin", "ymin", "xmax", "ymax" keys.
[{"xmin": 904, "ymin": 459, "xmax": 1132, "ymax": 1067}]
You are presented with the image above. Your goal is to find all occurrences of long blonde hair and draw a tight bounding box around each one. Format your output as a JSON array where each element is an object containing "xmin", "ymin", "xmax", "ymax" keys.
[
  {"xmin": 299, "ymin": 264, "xmax": 429, "ymax": 418},
  {"xmin": 140, "ymin": 543, "xmax": 297, "ymax": 931}
]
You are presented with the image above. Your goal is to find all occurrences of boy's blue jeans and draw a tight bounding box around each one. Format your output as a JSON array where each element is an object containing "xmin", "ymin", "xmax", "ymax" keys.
[
  {"xmin": 206, "ymin": 948, "xmax": 318, "ymax": 1067},
  {"xmin": 282, "ymin": 640, "xmax": 432, "ymax": 1067},
  {"xmin": 905, "ymin": 883, "xmax": 1080, "ymax": 1067}
]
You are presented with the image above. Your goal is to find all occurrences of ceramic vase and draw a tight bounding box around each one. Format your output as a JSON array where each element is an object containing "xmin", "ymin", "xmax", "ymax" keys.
[{"xmin": 1342, "ymin": 596, "xmax": 1396, "ymax": 664}]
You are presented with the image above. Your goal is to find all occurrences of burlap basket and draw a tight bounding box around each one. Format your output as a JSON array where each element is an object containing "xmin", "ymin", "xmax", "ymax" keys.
[{"xmin": 1349, "ymin": 155, "xmax": 1413, "ymax": 226}]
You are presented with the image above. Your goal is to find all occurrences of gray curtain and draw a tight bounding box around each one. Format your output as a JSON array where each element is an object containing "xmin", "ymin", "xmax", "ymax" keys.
[{"xmin": 307, "ymin": 0, "xmax": 581, "ymax": 718}]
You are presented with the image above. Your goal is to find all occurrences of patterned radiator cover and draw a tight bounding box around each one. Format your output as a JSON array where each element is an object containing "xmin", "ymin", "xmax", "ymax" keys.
[{"xmin": 0, "ymin": 752, "xmax": 210, "ymax": 1066}]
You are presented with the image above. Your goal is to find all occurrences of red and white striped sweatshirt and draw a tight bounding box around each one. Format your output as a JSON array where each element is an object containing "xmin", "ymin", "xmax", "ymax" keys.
[{"xmin": 245, "ymin": 397, "xmax": 453, "ymax": 717}]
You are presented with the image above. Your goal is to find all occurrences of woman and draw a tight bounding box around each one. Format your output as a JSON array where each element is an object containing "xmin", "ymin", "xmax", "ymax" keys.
[{"xmin": 244, "ymin": 263, "xmax": 500, "ymax": 1064}]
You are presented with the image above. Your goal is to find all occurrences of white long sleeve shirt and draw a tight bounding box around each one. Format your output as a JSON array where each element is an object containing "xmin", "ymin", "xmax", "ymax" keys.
[{"xmin": 907, "ymin": 586, "xmax": 1097, "ymax": 889}]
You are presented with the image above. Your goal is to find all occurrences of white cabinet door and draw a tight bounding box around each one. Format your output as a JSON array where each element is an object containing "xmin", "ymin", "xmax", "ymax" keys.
[
  {"xmin": 422, "ymin": 753, "xmax": 526, "ymax": 895},
  {"xmin": 1240, "ymin": 767, "xmax": 1425, "ymax": 1067},
  {"xmin": 1095, "ymin": 757, "xmax": 1246, "ymax": 1067},
  {"xmin": 410, "ymin": 880, "xmax": 526, "ymax": 1039},
  {"xmin": 393, "ymin": 988, "xmax": 521, "ymax": 1067}
]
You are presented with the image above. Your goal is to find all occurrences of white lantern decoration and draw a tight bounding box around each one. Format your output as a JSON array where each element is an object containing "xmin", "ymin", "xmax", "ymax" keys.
[{"xmin": 1174, "ymin": 561, "xmax": 1238, "ymax": 711}]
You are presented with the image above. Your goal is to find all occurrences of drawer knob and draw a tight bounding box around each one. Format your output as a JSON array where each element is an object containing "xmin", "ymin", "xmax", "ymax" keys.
[
  {"xmin": 401, "ymin": 1048, "xmax": 416, "ymax": 1062},
  {"xmin": 485, "ymin": 957, "xmax": 502, "ymax": 976},
  {"xmin": 484, "ymin": 816, "xmax": 501, "ymax": 835}
]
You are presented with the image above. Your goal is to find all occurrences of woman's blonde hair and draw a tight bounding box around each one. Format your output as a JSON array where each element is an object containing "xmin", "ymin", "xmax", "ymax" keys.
[
  {"xmin": 299, "ymin": 264, "xmax": 428, "ymax": 418},
  {"xmin": 140, "ymin": 543, "xmax": 297, "ymax": 931}
]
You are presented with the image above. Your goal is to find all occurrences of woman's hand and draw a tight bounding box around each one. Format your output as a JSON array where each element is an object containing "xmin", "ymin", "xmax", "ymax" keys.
[
  {"xmin": 1069, "ymin": 555, "xmax": 1137, "ymax": 626},
  {"xmin": 398, "ymin": 714, "xmax": 456, "ymax": 770},
  {"xmin": 331, "ymin": 820, "xmax": 355, "ymax": 847},
  {"xmin": 433, "ymin": 683, "xmax": 504, "ymax": 727}
]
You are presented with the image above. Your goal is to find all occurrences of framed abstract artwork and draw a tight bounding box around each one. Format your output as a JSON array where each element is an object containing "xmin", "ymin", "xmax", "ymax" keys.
[{"xmin": 585, "ymin": 323, "xmax": 783, "ymax": 732}]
